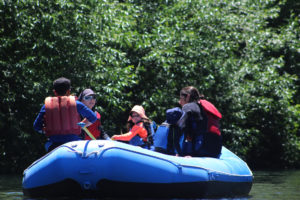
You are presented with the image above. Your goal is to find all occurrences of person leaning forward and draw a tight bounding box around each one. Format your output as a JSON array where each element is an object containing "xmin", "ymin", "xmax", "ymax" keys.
[{"xmin": 33, "ymin": 77, "xmax": 97, "ymax": 152}]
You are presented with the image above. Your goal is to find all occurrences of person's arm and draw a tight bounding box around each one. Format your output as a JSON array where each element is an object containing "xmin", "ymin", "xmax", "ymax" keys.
[
  {"xmin": 177, "ymin": 111, "xmax": 188, "ymax": 130},
  {"xmin": 76, "ymin": 101, "xmax": 97, "ymax": 123},
  {"xmin": 33, "ymin": 105, "xmax": 45, "ymax": 134},
  {"xmin": 112, "ymin": 124, "xmax": 146, "ymax": 141},
  {"xmin": 178, "ymin": 102, "xmax": 202, "ymax": 129},
  {"xmin": 111, "ymin": 130, "xmax": 137, "ymax": 141}
]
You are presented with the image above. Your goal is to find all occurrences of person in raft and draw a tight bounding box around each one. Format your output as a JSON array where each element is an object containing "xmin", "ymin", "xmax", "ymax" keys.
[
  {"xmin": 33, "ymin": 77, "xmax": 97, "ymax": 152},
  {"xmin": 177, "ymin": 86, "xmax": 222, "ymax": 158},
  {"xmin": 111, "ymin": 105, "xmax": 153, "ymax": 148},
  {"xmin": 78, "ymin": 88, "xmax": 110, "ymax": 140}
]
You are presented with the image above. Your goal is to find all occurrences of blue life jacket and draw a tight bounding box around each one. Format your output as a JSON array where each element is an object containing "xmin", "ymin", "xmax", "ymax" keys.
[
  {"xmin": 153, "ymin": 107, "xmax": 185, "ymax": 155},
  {"xmin": 182, "ymin": 106, "xmax": 207, "ymax": 156},
  {"xmin": 154, "ymin": 122, "xmax": 184, "ymax": 155},
  {"xmin": 153, "ymin": 122, "xmax": 169, "ymax": 152},
  {"xmin": 181, "ymin": 102, "xmax": 222, "ymax": 158}
]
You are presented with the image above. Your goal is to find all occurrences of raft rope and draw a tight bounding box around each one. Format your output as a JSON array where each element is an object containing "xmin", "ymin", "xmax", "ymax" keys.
[
  {"xmin": 24, "ymin": 141, "xmax": 252, "ymax": 179},
  {"xmin": 63, "ymin": 142, "xmax": 252, "ymax": 178}
]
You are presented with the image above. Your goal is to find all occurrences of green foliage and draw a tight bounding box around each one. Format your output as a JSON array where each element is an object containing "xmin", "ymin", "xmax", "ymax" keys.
[
  {"xmin": 0, "ymin": 0, "xmax": 101, "ymax": 173},
  {"xmin": 0, "ymin": 0, "xmax": 299, "ymax": 173}
]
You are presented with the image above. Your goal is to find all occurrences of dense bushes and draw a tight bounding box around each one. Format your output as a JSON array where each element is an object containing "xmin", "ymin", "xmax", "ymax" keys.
[{"xmin": 0, "ymin": 0, "xmax": 299, "ymax": 173}]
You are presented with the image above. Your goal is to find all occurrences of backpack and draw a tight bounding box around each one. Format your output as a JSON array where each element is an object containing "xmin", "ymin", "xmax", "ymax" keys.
[
  {"xmin": 144, "ymin": 121, "xmax": 156, "ymax": 147},
  {"xmin": 199, "ymin": 99, "xmax": 222, "ymax": 135},
  {"xmin": 154, "ymin": 122, "xmax": 183, "ymax": 155}
]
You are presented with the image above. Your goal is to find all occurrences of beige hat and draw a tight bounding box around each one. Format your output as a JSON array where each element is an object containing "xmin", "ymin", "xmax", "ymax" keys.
[{"xmin": 128, "ymin": 105, "xmax": 149, "ymax": 121}]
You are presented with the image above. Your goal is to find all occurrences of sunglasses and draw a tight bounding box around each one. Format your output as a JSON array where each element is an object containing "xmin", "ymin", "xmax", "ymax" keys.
[{"xmin": 83, "ymin": 95, "xmax": 96, "ymax": 101}]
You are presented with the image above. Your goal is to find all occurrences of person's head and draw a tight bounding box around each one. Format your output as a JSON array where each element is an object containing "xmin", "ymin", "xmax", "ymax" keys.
[
  {"xmin": 78, "ymin": 89, "xmax": 96, "ymax": 109},
  {"xmin": 128, "ymin": 105, "xmax": 149, "ymax": 124},
  {"xmin": 179, "ymin": 86, "xmax": 201, "ymax": 106},
  {"xmin": 53, "ymin": 77, "xmax": 71, "ymax": 96}
]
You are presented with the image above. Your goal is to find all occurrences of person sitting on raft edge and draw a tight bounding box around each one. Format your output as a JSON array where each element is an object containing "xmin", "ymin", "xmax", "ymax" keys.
[
  {"xmin": 111, "ymin": 105, "xmax": 154, "ymax": 149},
  {"xmin": 33, "ymin": 77, "xmax": 97, "ymax": 152},
  {"xmin": 78, "ymin": 88, "xmax": 110, "ymax": 140},
  {"xmin": 178, "ymin": 86, "xmax": 222, "ymax": 158}
]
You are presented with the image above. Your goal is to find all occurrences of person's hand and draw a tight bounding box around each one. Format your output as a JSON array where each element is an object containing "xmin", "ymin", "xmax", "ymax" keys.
[{"xmin": 81, "ymin": 118, "xmax": 92, "ymax": 127}]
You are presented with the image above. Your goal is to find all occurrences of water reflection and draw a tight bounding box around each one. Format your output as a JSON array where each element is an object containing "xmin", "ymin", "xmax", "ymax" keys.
[
  {"xmin": 1, "ymin": 170, "xmax": 300, "ymax": 200},
  {"xmin": 249, "ymin": 170, "xmax": 300, "ymax": 199}
]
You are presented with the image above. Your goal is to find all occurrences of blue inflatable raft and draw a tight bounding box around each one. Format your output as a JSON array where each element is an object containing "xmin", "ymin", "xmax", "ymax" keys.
[{"xmin": 22, "ymin": 140, "xmax": 253, "ymax": 198}]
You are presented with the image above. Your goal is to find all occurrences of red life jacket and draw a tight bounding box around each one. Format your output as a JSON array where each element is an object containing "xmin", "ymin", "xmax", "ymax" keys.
[
  {"xmin": 44, "ymin": 96, "xmax": 81, "ymax": 136},
  {"xmin": 85, "ymin": 111, "xmax": 101, "ymax": 140},
  {"xmin": 199, "ymin": 99, "xmax": 222, "ymax": 136}
]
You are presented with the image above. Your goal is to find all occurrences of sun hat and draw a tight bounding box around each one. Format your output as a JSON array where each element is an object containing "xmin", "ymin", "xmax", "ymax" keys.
[
  {"xmin": 78, "ymin": 89, "xmax": 95, "ymax": 101},
  {"xmin": 128, "ymin": 105, "xmax": 149, "ymax": 121}
]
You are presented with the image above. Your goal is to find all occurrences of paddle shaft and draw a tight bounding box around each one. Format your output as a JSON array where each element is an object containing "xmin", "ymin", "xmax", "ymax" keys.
[{"xmin": 82, "ymin": 126, "xmax": 97, "ymax": 140}]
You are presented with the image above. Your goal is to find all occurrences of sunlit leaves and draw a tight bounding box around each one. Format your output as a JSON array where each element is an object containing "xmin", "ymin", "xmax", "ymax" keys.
[{"xmin": 0, "ymin": 0, "xmax": 299, "ymax": 172}]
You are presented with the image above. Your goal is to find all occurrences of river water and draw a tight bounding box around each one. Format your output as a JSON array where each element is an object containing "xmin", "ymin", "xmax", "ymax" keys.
[{"xmin": 1, "ymin": 170, "xmax": 300, "ymax": 200}]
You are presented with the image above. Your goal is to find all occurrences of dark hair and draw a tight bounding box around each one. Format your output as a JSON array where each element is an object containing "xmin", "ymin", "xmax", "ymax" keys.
[
  {"xmin": 53, "ymin": 77, "xmax": 71, "ymax": 96},
  {"xmin": 126, "ymin": 121, "xmax": 135, "ymax": 132},
  {"xmin": 180, "ymin": 86, "xmax": 203, "ymax": 102}
]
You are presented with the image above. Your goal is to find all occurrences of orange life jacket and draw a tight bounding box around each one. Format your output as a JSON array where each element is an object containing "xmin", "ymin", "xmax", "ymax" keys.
[
  {"xmin": 44, "ymin": 96, "xmax": 81, "ymax": 136},
  {"xmin": 113, "ymin": 122, "xmax": 148, "ymax": 142}
]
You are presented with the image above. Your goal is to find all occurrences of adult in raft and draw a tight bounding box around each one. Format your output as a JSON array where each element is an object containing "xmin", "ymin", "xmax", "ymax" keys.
[
  {"xmin": 33, "ymin": 77, "xmax": 97, "ymax": 152},
  {"xmin": 178, "ymin": 86, "xmax": 222, "ymax": 158},
  {"xmin": 78, "ymin": 88, "xmax": 110, "ymax": 140},
  {"xmin": 111, "ymin": 105, "xmax": 153, "ymax": 149}
]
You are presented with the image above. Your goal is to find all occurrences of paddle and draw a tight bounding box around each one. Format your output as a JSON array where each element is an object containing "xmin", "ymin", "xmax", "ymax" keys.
[{"xmin": 77, "ymin": 122, "xmax": 97, "ymax": 140}]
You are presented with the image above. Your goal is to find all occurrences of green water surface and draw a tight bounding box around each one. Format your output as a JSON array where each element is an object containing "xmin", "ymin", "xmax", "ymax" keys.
[{"xmin": 1, "ymin": 170, "xmax": 300, "ymax": 200}]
